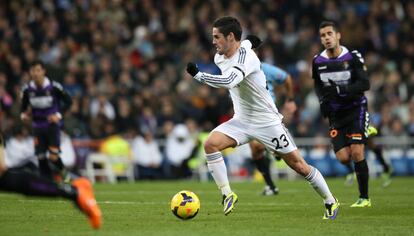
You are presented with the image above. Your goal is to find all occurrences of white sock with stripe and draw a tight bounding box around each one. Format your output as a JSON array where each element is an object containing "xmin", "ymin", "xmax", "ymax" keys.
[
  {"xmin": 305, "ymin": 165, "xmax": 335, "ymax": 204},
  {"xmin": 206, "ymin": 152, "xmax": 232, "ymax": 196}
]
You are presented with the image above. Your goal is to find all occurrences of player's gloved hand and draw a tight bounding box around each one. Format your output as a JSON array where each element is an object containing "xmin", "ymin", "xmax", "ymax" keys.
[
  {"xmin": 246, "ymin": 35, "xmax": 262, "ymax": 49},
  {"xmin": 322, "ymin": 79, "xmax": 338, "ymax": 99},
  {"xmin": 327, "ymin": 79, "xmax": 350, "ymax": 95},
  {"xmin": 186, "ymin": 62, "xmax": 199, "ymax": 77}
]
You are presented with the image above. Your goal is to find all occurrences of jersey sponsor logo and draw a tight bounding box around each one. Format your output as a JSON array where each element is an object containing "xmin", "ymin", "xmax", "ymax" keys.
[
  {"xmin": 318, "ymin": 65, "xmax": 327, "ymax": 70},
  {"xmin": 29, "ymin": 96, "xmax": 53, "ymax": 108},
  {"xmin": 346, "ymin": 133, "xmax": 362, "ymax": 140},
  {"xmin": 320, "ymin": 70, "xmax": 351, "ymax": 84}
]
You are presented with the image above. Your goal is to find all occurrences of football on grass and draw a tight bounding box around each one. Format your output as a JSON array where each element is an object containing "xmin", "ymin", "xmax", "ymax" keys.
[{"xmin": 170, "ymin": 190, "xmax": 200, "ymax": 220}]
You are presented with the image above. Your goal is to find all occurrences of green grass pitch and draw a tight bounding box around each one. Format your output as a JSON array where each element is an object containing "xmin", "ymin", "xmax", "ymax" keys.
[{"xmin": 1, "ymin": 178, "xmax": 413, "ymax": 236}]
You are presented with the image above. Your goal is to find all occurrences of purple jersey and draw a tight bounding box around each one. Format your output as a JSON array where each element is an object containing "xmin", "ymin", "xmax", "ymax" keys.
[
  {"xmin": 21, "ymin": 78, "xmax": 72, "ymax": 129},
  {"xmin": 312, "ymin": 46, "xmax": 370, "ymax": 113}
]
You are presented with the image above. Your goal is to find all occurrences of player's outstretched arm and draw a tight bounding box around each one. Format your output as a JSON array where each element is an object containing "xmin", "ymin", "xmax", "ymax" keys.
[{"xmin": 186, "ymin": 62, "xmax": 244, "ymax": 89}]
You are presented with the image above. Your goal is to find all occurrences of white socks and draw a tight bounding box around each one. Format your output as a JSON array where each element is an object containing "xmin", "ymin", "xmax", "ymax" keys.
[
  {"xmin": 305, "ymin": 165, "xmax": 335, "ymax": 204},
  {"xmin": 206, "ymin": 152, "xmax": 232, "ymax": 196}
]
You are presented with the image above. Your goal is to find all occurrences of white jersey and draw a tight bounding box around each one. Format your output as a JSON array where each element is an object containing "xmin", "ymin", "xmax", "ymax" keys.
[{"xmin": 194, "ymin": 40, "xmax": 283, "ymax": 125}]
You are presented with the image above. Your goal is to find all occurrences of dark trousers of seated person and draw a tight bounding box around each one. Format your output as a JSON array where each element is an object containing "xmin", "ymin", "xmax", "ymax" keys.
[
  {"xmin": 169, "ymin": 162, "xmax": 192, "ymax": 179},
  {"xmin": 134, "ymin": 164, "xmax": 163, "ymax": 180}
]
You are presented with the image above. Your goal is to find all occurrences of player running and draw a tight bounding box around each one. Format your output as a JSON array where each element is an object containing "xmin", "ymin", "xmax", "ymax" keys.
[
  {"xmin": 312, "ymin": 21, "xmax": 371, "ymax": 207},
  {"xmin": 20, "ymin": 60, "xmax": 72, "ymax": 182},
  {"xmin": 186, "ymin": 16, "xmax": 339, "ymax": 219}
]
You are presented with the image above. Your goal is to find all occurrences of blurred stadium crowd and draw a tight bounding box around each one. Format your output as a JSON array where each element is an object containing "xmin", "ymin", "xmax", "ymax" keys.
[{"xmin": 0, "ymin": 0, "xmax": 413, "ymax": 177}]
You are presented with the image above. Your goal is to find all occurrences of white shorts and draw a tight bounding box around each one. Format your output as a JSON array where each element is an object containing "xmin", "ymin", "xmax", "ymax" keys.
[{"xmin": 213, "ymin": 118, "xmax": 297, "ymax": 154}]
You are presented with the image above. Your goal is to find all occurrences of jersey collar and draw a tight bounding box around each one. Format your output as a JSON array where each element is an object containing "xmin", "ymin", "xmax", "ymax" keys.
[
  {"xmin": 30, "ymin": 77, "xmax": 50, "ymax": 89},
  {"xmin": 320, "ymin": 46, "xmax": 349, "ymax": 59}
]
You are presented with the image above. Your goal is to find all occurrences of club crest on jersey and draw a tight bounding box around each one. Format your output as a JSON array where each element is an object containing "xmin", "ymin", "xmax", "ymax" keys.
[{"xmin": 343, "ymin": 62, "xmax": 349, "ymax": 69}]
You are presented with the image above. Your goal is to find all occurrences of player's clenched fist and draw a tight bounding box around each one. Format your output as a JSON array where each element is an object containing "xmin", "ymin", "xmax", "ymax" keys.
[{"xmin": 186, "ymin": 62, "xmax": 199, "ymax": 77}]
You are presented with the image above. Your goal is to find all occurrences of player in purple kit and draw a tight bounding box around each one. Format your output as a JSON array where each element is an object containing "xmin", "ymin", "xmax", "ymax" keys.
[
  {"xmin": 20, "ymin": 60, "xmax": 72, "ymax": 181},
  {"xmin": 312, "ymin": 21, "xmax": 371, "ymax": 207}
]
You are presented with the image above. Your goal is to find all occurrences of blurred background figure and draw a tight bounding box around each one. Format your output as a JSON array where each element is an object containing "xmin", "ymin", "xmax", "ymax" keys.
[
  {"xmin": 131, "ymin": 128, "xmax": 163, "ymax": 180},
  {"xmin": 5, "ymin": 125, "xmax": 36, "ymax": 170},
  {"xmin": 60, "ymin": 131, "xmax": 76, "ymax": 170},
  {"xmin": 99, "ymin": 122, "xmax": 132, "ymax": 179},
  {"xmin": 165, "ymin": 124, "xmax": 197, "ymax": 179}
]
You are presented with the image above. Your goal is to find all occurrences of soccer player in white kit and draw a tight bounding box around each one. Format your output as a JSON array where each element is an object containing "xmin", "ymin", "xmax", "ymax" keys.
[{"xmin": 186, "ymin": 16, "xmax": 339, "ymax": 219}]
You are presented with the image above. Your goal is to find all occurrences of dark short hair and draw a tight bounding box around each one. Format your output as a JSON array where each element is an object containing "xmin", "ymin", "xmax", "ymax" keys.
[
  {"xmin": 29, "ymin": 60, "xmax": 45, "ymax": 69},
  {"xmin": 319, "ymin": 21, "xmax": 339, "ymax": 32},
  {"xmin": 213, "ymin": 16, "xmax": 242, "ymax": 41}
]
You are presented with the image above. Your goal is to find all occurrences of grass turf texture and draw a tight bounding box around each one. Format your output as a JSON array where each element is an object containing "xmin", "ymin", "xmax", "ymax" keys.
[{"xmin": 0, "ymin": 178, "xmax": 413, "ymax": 236}]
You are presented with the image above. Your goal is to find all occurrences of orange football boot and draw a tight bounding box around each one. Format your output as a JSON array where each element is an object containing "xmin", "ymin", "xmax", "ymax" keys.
[{"xmin": 72, "ymin": 177, "xmax": 102, "ymax": 229}]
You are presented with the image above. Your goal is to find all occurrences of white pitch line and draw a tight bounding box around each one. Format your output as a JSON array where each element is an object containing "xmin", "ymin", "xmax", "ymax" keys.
[
  {"xmin": 9, "ymin": 199, "xmax": 326, "ymax": 207},
  {"xmin": 95, "ymin": 189, "xmax": 303, "ymax": 195}
]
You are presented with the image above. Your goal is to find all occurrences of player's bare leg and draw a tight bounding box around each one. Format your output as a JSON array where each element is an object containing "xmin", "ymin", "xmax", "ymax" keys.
[{"xmin": 336, "ymin": 148, "xmax": 356, "ymax": 185}]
